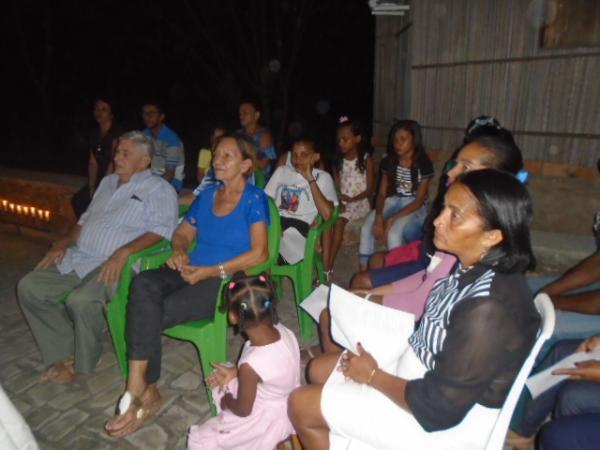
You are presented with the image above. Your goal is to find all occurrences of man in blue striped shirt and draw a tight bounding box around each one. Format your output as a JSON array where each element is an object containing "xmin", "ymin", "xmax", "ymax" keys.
[
  {"xmin": 18, "ymin": 131, "xmax": 178, "ymax": 384},
  {"xmin": 142, "ymin": 100, "xmax": 185, "ymax": 192}
]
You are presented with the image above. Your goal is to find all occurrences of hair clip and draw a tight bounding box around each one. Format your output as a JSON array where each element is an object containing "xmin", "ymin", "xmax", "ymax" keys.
[
  {"xmin": 228, "ymin": 281, "xmax": 236, "ymax": 290},
  {"xmin": 262, "ymin": 300, "xmax": 272, "ymax": 308},
  {"xmin": 239, "ymin": 302, "xmax": 248, "ymax": 310},
  {"xmin": 258, "ymin": 274, "xmax": 267, "ymax": 283},
  {"xmin": 338, "ymin": 115, "xmax": 350, "ymax": 124}
]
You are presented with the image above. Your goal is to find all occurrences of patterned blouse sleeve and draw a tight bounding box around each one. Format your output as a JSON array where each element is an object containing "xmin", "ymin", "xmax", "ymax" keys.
[
  {"xmin": 405, "ymin": 297, "xmax": 522, "ymax": 431},
  {"xmin": 245, "ymin": 188, "xmax": 270, "ymax": 226}
]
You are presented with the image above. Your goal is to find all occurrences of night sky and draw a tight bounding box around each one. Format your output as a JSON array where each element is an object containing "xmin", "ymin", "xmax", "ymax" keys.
[{"xmin": 3, "ymin": 0, "xmax": 374, "ymax": 185}]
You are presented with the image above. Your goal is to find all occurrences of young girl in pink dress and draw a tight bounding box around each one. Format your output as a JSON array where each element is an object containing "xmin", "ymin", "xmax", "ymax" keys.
[
  {"xmin": 187, "ymin": 273, "xmax": 300, "ymax": 450},
  {"xmin": 327, "ymin": 116, "xmax": 374, "ymax": 275}
]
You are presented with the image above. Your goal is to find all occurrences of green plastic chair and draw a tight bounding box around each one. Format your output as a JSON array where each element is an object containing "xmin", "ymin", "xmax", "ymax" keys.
[
  {"xmin": 254, "ymin": 169, "xmax": 266, "ymax": 189},
  {"xmin": 108, "ymin": 198, "xmax": 280, "ymax": 416},
  {"xmin": 271, "ymin": 205, "xmax": 339, "ymax": 340},
  {"xmin": 178, "ymin": 203, "xmax": 190, "ymax": 217},
  {"xmin": 106, "ymin": 239, "xmax": 172, "ymax": 376}
]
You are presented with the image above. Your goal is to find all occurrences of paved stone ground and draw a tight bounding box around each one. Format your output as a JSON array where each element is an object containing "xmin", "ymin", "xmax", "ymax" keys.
[
  {"xmin": 1, "ymin": 228, "xmax": 592, "ymax": 450},
  {"xmin": 0, "ymin": 230, "xmax": 362, "ymax": 450}
]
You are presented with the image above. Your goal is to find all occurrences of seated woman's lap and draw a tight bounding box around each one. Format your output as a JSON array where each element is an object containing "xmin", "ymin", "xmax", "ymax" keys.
[{"xmin": 128, "ymin": 268, "xmax": 222, "ymax": 342}]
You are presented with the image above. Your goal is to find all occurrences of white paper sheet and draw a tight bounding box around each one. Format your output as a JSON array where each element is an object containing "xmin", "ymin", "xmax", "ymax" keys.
[
  {"xmin": 279, "ymin": 227, "xmax": 306, "ymax": 264},
  {"xmin": 525, "ymin": 348, "xmax": 600, "ymax": 399},
  {"xmin": 329, "ymin": 284, "xmax": 415, "ymax": 370},
  {"xmin": 299, "ymin": 284, "xmax": 330, "ymax": 322}
]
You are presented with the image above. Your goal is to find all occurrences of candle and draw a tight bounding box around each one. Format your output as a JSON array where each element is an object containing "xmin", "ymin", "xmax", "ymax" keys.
[
  {"xmin": 44, "ymin": 210, "xmax": 50, "ymax": 221},
  {"xmin": 16, "ymin": 205, "xmax": 22, "ymax": 214},
  {"xmin": 1, "ymin": 200, "xmax": 7, "ymax": 211},
  {"xmin": 37, "ymin": 209, "xmax": 44, "ymax": 219},
  {"xmin": 30, "ymin": 206, "xmax": 37, "ymax": 217},
  {"xmin": 23, "ymin": 206, "xmax": 29, "ymax": 216},
  {"xmin": 9, "ymin": 203, "xmax": 15, "ymax": 212}
]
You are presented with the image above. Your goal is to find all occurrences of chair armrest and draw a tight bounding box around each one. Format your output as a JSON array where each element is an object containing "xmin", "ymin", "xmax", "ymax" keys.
[{"xmin": 305, "ymin": 205, "xmax": 340, "ymax": 252}]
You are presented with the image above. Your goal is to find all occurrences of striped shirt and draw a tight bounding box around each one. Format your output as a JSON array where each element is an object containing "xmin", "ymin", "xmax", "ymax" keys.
[
  {"xmin": 409, "ymin": 265, "xmax": 495, "ymax": 370},
  {"xmin": 380, "ymin": 153, "xmax": 434, "ymax": 197},
  {"xmin": 57, "ymin": 170, "xmax": 178, "ymax": 278},
  {"xmin": 144, "ymin": 124, "xmax": 185, "ymax": 183},
  {"xmin": 405, "ymin": 263, "xmax": 540, "ymax": 431}
]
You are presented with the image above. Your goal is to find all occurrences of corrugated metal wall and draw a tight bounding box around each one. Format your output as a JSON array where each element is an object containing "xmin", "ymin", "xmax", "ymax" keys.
[{"xmin": 374, "ymin": 0, "xmax": 600, "ymax": 167}]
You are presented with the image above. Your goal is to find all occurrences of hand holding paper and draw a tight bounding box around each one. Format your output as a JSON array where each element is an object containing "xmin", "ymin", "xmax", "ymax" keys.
[
  {"xmin": 328, "ymin": 284, "xmax": 415, "ymax": 370},
  {"xmin": 552, "ymin": 359, "xmax": 600, "ymax": 382},
  {"xmin": 526, "ymin": 348, "xmax": 600, "ymax": 398}
]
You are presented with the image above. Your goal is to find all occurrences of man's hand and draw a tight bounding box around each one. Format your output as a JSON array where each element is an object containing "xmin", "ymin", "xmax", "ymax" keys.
[
  {"xmin": 36, "ymin": 242, "xmax": 69, "ymax": 269},
  {"xmin": 166, "ymin": 249, "xmax": 190, "ymax": 271},
  {"xmin": 180, "ymin": 265, "xmax": 212, "ymax": 285},
  {"xmin": 97, "ymin": 248, "xmax": 130, "ymax": 286},
  {"xmin": 553, "ymin": 360, "xmax": 600, "ymax": 382}
]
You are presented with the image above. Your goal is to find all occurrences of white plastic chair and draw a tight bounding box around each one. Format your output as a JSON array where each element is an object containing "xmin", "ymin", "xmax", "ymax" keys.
[{"xmin": 483, "ymin": 293, "xmax": 556, "ymax": 450}]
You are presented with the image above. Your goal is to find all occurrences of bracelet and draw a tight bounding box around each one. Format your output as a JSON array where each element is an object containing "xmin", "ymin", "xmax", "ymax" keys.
[
  {"xmin": 366, "ymin": 367, "xmax": 378, "ymax": 385},
  {"xmin": 218, "ymin": 263, "xmax": 227, "ymax": 280}
]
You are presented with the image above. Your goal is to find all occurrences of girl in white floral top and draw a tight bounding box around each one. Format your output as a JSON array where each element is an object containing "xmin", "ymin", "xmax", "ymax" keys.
[{"xmin": 328, "ymin": 117, "xmax": 375, "ymax": 274}]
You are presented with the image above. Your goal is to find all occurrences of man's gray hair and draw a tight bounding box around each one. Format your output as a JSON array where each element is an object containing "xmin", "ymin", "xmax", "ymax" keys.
[{"xmin": 119, "ymin": 130, "xmax": 154, "ymax": 158}]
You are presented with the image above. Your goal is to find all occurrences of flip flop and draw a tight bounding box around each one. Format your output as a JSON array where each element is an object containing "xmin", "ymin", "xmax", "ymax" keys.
[{"xmin": 105, "ymin": 391, "xmax": 161, "ymax": 438}]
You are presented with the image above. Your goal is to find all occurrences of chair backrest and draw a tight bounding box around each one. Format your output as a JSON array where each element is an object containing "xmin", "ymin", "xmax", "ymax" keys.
[{"xmin": 483, "ymin": 293, "xmax": 556, "ymax": 450}]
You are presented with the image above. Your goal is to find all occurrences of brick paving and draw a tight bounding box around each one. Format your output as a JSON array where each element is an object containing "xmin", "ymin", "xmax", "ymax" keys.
[
  {"xmin": 0, "ymin": 230, "xmax": 363, "ymax": 450},
  {"xmin": 1, "ymin": 227, "xmax": 588, "ymax": 449}
]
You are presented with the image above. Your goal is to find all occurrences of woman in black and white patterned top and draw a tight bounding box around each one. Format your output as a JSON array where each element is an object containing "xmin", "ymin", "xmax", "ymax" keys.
[{"xmin": 289, "ymin": 169, "xmax": 541, "ymax": 450}]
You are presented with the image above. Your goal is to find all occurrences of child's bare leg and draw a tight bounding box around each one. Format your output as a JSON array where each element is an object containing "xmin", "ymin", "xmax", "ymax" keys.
[
  {"xmin": 318, "ymin": 308, "xmax": 343, "ymax": 354},
  {"xmin": 328, "ymin": 218, "xmax": 347, "ymax": 274},
  {"xmin": 368, "ymin": 251, "xmax": 387, "ymax": 270}
]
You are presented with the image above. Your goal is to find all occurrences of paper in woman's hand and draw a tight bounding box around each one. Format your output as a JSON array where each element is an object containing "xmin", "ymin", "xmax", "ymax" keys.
[
  {"xmin": 329, "ymin": 284, "xmax": 415, "ymax": 370},
  {"xmin": 525, "ymin": 348, "xmax": 600, "ymax": 399}
]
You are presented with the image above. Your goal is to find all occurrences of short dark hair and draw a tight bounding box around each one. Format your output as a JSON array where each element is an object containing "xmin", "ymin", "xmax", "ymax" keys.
[
  {"xmin": 457, "ymin": 169, "xmax": 535, "ymax": 273},
  {"xmin": 142, "ymin": 98, "xmax": 164, "ymax": 113},
  {"xmin": 223, "ymin": 272, "xmax": 278, "ymax": 331},
  {"xmin": 464, "ymin": 127, "xmax": 523, "ymax": 175},
  {"xmin": 94, "ymin": 96, "xmax": 115, "ymax": 112},
  {"xmin": 239, "ymin": 98, "xmax": 262, "ymax": 112}
]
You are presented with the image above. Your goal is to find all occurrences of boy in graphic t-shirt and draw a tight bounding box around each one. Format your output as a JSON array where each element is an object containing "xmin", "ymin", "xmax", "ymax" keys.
[{"xmin": 264, "ymin": 138, "xmax": 339, "ymax": 262}]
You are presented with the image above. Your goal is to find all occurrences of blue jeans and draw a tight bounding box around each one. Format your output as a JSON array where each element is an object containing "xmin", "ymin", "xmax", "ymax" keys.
[
  {"xmin": 527, "ymin": 275, "xmax": 600, "ymax": 360},
  {"xmin": 539, "ymin": 414, "xmax": 600, "ymax": 450},
  {"xmin": 359, "ymin": 196, "xmax": 427, "ymax": 266},
  {"xmin": 511, "ymin": 340, "xmax": 600, "ymax": 437}
]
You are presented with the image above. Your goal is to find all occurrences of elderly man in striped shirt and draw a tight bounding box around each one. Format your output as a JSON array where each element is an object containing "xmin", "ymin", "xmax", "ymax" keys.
[{"xmin": 18, "ymin": 131, "xmax": 178, "ymax": 384}]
